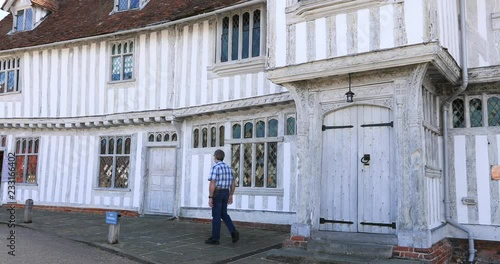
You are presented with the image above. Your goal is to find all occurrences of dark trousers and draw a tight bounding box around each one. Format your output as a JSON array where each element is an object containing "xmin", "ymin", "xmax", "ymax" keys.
[{"xmin": 211, "ymin": 189, "xmax": 236, "ymax": 241}]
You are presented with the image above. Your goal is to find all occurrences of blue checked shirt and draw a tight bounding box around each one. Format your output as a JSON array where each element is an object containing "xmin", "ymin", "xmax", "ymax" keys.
[{"xmin": 208, "ymin": 161, "xmax": 234, "ymax": 189}]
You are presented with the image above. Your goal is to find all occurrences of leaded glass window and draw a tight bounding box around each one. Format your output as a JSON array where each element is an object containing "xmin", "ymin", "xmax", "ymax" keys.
[
  {"xmin": 192, "ymin": 125, "xmax": 224, "ymax": 148},
  {"xmin": 0, "ymin": 135, "xmax": 6, "ymax": 147},
  {"xmin": 193, "ymin": 129, "xmax": 199, "ymax": 148},
  {"xmin": 452, "ymin": 99, "xmax": 465, "ymax": 128},
  {"xmin": 469, "ymin": 98, "xmax": 483, "ymax": 127},
  {"xmin": 232, "ymin": 124, "xmax": 241, "ymax": 139},
  {"xmin": 15, "ymin": 8, "xmax": 33, "ymax": 32},
  {"xmin": 244, "ymin": 122, "xmax": 253, "ymax": 138},
  {"xmin": 231, "ymin": 118, "xmax": 279, "ymax": 188},
  {"xmin": 117, "ymin": 0, "xmax": 139, "ymax": 11},
  {"xmin": 202, "ymin": 128, "xmax": 208, "ymax": 148},
  {"xmin": 98, "ymin": 136, "xmax": 131, "ymax": 189},
  {"xmin": 111, "ymin": 40, "xmax": 134, "ymax": 81},
  {"xmin": 219, "ymin": 126, "xmax": 225, "ymax": 146},
  {"xmin": 211, "ymin": 127, "xmax": 217, "ymax": 147},
  {"xmin": 218, "ymin": 6, "xmax": 263, "ymax": 63},
  {"xmin": 0, "ymin": 58, "xmax": 20, "ymax": 94},
  {"xmin": 256, "ymin": 120, "xmax": 265, "ymax": 138},
  {"xmin": 268, "ymin": 119, "xmax": 278, "ymax": 137},
  {"xmin": 286, "ymin": 116, "xmax": 296, "ymax": 135},
  {"xmin": 488, "ymin": 97, "xmax": 500, "ymax": 126},
  {"xmin": 15, "ymin": 137, "xmax": 39, "ymax": 184}
]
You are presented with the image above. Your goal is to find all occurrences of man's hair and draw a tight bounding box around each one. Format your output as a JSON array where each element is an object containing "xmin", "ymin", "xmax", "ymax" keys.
[{"xmin": 214, "ymin": 149, "xmax": 225, "ymax": 161}]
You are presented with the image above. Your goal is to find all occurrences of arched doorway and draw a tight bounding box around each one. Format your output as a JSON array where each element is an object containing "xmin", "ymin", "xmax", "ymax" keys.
[{"xmin": 320, "ymin": 105, "xmax": 396, "ymax": 234}]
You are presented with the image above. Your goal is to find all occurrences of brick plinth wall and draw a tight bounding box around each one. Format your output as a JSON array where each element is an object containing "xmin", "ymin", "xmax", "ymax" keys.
[
  {"xmin": 450, "ymin": 238, "xmax": 500, "ymax": 263},
  {"xmin": 1, "ymin": 204, "xmax": 139, "ymax": 217},
  {"xmin": 393, "ymin": 239, "xmax": 453, "ymax": 264},
  {"xmin": 282, "ymin": 236, "xmax": 309, "ymax": 249}
]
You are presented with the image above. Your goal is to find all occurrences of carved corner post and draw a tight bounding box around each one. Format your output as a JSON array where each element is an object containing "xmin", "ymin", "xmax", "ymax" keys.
[
  {"xmin": 282, "ymin": 82, "xmax": 322, "ymax": 238},
  {"xmin": 395, "ymin": 63, "xmax": 431, "ymax": 248}
]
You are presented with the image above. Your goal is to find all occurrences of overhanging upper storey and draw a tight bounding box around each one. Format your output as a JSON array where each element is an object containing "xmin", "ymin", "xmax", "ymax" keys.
[{"xmin": 266, "ymin": 42, "xmax": 462, "ymax": 86}]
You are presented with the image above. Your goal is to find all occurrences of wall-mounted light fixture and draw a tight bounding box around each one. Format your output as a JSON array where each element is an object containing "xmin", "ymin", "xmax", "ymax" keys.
[{"xmin": 345, "ymin": 73, "xmax": 355, "ymax": 103}]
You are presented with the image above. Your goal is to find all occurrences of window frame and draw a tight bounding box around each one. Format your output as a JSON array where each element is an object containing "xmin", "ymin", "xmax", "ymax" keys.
[
  {"xmin": 97, "ymin": 135, "xmax": 132, "ymax": 189},
  {"xmin": 14, "ymin": 137, "xmax": 39, "ymax": 185},
  {"xmin": 192, "ymin": 124, "xmax": 225, "ymax": 148},
  {"xmin": 227, "ymin": 117, "xmax": 283, "ymax": 191},
  {"xmin": 109, "ymin": 40, "xmax": 136, "ymax": 83},
  {"xmin": 450, "ymin": 94, "xmax": 499, "ymax": 128},
  {"xmin": 0, "ymin": 58, "xmax": 21, "ymax": 95},
  {"xmin": 114, "ymin": 0, "xmax": 141, "ymax": 12},
  {"xmin": 211, "ymin": 4, "xmax": 266, "ymax": 76},
  {"xmin": 14, "ymin": 7, "xmax": 33, "ymax": 32}
]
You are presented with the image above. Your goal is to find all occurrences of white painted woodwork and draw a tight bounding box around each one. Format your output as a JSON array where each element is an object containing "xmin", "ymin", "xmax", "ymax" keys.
[
  {"xmin": 320, "ymin": 105, "xmax": 395, "ymax": 234},
  {"xmin": 0, "ymin": 18, "xmax": 284, "ymax": 119},
  {"xmin": 144, "ymin": 148, "xmax": 176, "ymax": 215}
]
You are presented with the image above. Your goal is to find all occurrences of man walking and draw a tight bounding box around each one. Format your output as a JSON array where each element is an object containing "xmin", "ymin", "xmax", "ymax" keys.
[{"xmin": 205, "ymin": 149, "xmax": 239, "ymax": 245}]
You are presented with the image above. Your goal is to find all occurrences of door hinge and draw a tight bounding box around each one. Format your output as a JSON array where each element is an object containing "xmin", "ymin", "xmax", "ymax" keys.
[
  {"xmin": 322, "ymin": 125, "xmax": 354, "ymax": 131},
  {"xmin": 360, "ymin": 121, "xmax": 393, "ymax": 128},
  {"xmin": 320, "ymin": 217, "xmax": 354, "ymax": 225},
  {"xmin": 360, "ymin": 221, "xmax": 396, "ymax": 229}
]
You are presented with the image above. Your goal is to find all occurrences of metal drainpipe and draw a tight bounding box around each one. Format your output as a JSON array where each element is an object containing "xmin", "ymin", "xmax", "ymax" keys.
[{"xmin": 442, "ymin": 0, "xmax": 475, "ymax": 262}]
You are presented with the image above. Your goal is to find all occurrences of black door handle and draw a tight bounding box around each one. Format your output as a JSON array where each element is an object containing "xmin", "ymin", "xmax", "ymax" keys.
[{"xmin": 361, "ymin": 154, "xmax": 370, "ymax": 165}]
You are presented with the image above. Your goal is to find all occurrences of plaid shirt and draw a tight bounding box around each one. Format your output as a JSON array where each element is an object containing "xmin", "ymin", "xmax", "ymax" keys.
[{"xmin": 208, "ymin": 161, "xmax": 234, "ymax": 189}]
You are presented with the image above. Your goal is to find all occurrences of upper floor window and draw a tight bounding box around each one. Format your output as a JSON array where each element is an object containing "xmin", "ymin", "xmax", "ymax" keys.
[
  {"xmin": 217, "ymin": 6, "xmax": 264, "ymax": 64},
  {"xmin": 98, "ymin": 136, "xmax": 131, "ymax": 189},
  {"xmin": 15, "ymin": 137, "xmax": 39, "ymax": 184},
  {"xmin": 110, "ymin": 40, "xmax": 134, "ymax": 82},
  {"xmin": 116, "ymin": 0, "xmax": 139, "ymax": 11},
  {"xmin": 451, "ymin": 95, "xmax": 500, "ymax": 128},
  {"xmin": 15, "ymin": 8, "xmax": 33, "ymax": 32},
  {"xmin": 0, "ymin": 58, "xmax": 20, "ymax": 94}
]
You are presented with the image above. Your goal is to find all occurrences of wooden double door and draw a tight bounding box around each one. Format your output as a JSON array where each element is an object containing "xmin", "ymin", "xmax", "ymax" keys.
[{"xmin": 320, "ymin": 105, "xmax": 396, "ymax": 234}]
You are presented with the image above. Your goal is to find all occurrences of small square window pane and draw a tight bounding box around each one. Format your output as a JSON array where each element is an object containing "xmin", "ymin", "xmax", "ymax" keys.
[
  {"xmin": 130, "ymin": 0, "xmax": 139, "ymax": 9},
  {"xmin": 255, "ymin": 143, "xmax": 264, "ymax": 187},
  {"xmin": 243, "ymin": 143, "xmax": 252, "ymax": 187},
  {"xmin": 469, "ymin": 99, "xmax": 483, "ymax": 127},
  {"xmin": 25, "ymin": 9, "xmax": 33, "ymax": 30},
  {"xmin": 99, "ymin": 157, "xmax": 113, "ymax": 187},
  {"xmin": 112, "ymin": 56, "xmax": 121, "ymax": 81},
  {"xmin": 231, "ymin": 144, "xmax": 240, "ymax": 187},
  {"xmin": 118, "ymin": 0, "xmax": 128, "ymax": 11},
  {"xmin": 16, "ymin": 10, "xmax": 24, "ymax": 31},
  {"xmin": 7, "ymin": 70, "xmax": 15, "ymax": 92},
  {"xmin": 0, "ymin": 72, "xmax": 5, "ymax": 93},
  {"xmin": 15, "ymin": 156, "xmax": 25, "ymax": 183},
  {"xmin": 27, "ymin": 155, "xmax": 37, "ymax": 183},
  {"xmin": 488, "ymin": 97, "xmax": 500, "ymax": 126},
  {"xmin": 114, "ymin": 157, "xmax": 130, "ymax": 188},
  {"xmin": 123, "ymin": 55, "xmax": 133, "ymax": 80}
]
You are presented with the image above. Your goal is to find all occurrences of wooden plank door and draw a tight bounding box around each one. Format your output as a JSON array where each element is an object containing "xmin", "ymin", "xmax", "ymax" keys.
[
  {"xmin": 320, "ymin": 105, "xmax": 395, "ymax": 234},
  {"xmin": 144, "ymin": 148, "xmax": 176, "ymax": 215},
  {"xmin": 320, "ymin": 107, "xmax": 358, "ymax": 232},
  {"xmin": 357, "ymin": 106, "xmax": 395, "ymax": 234}
]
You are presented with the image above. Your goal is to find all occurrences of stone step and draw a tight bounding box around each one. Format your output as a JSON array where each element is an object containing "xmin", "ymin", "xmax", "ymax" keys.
[
  {"xmin": 311, "ymin": 230, "xmax": 398, "ymax": 245},
  {"xmin": 307, "ymin": 240, "xmax": 394, "ymax": 258},
  {"xmin": 266, "ymin": 248, "xmax": 423, "ymax": 264}
]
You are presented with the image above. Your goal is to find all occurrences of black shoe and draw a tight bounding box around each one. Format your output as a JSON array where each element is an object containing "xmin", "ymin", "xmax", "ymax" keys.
[
  {"xmin": 231, "ymin": 230, "xmax": 239, "ymax": 243},
  {"xmin": 205, "ymin": 238, "xmax": 219, "ymax": 245}
]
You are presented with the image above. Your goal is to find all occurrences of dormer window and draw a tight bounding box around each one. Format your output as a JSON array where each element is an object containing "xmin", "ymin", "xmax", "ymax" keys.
[
  {"xmin": 117, "ymin": 0, "xmax": 139, "ymax": 11},
  {"xmin": 15, "ymin": 8, "xmax": 33, "ymax": 32}
]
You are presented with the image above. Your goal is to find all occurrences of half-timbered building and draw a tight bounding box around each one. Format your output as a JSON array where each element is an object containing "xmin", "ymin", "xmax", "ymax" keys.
[{"xmin": 0, "ymin": 0, "xmax": 499, "ymax": 262}]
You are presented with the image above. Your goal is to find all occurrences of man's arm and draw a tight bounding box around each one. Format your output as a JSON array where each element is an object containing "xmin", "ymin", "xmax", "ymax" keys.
[{"xmin": 208, "ymin": 180, "xmax": 216, "ymax": 208}]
